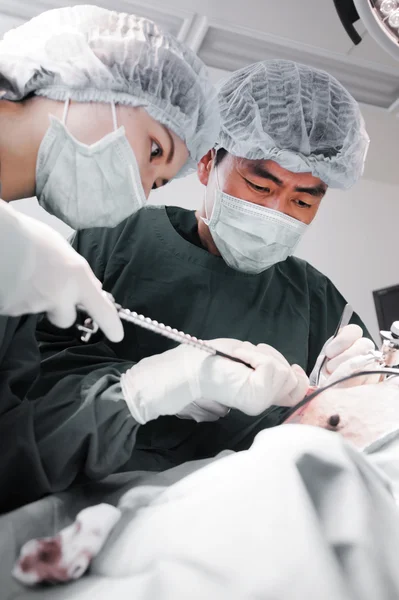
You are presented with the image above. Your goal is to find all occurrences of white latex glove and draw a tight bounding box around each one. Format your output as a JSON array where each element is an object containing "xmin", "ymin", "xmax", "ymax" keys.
[
  {"xmin": 179, "ymin": 341, "xmax": 310, "ymax": 423},
  {"xmin": 13, "ymin": 504, "xmax": 121, "ymax": 586},
  {"xmin": 121, "ymin": 338, "xmax": 309, "ymax": 424},
  {"xmin": 177, "ymin": 398, "xmax": 230, "ymax": 423},
  {"xmin": 0, "ymin": 201, "xmax": 123, "ymax": 342},
  {"xmin": 324, "ymin": 353, "xmax": 382, "ymax": 388},
  {"xmin": 309, "ymin": 324, "xmax": 375, "ymax": 386}
]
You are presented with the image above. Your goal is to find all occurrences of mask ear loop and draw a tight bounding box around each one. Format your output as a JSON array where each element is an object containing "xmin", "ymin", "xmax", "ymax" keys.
[
  {"xmin": 111, "ymin": 101, "xmax": 118, "ymax": 131},
  {"xmin": 204, "ymin": 149, "xmax": 220, "ymax": 222},
  {"xmin": 62, "ymin": 97, "xmax": 70, "ymax": 126}
]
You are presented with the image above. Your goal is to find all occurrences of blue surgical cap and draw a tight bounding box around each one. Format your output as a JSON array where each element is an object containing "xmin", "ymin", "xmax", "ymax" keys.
[
  {"xmin": 217, "ymin": 60, "xmax": 369, "ymax": 189},
  {"xmin": 0, "ymin": 5, "xmax": 219, "ymax": 176}
]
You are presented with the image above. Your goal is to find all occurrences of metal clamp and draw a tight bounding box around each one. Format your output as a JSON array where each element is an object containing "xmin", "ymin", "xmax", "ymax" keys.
[{"xmin": 77, "ymin": 318, "xmax": 99, "ymax": 342}]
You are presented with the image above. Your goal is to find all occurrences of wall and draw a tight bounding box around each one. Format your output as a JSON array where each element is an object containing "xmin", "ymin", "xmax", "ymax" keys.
[
  {"xmin": 7, "ymin": 64, "xmax": 399, "ymax": 342},
  {"xmin": 295, "ymin": 179, "xmax": 399, "ymax": 342}
]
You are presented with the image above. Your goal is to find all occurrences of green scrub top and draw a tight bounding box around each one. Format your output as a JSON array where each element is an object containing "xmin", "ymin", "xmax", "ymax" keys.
[
  {"xmin": 32, "ymin": 206, "xmax": 372, "ymax": 488},
  {"xmin": 73, "ymin": 205, "xmax": 371, "ymax": 372}
]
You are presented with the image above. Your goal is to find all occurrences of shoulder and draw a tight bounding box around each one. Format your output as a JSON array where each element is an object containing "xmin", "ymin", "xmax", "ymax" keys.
[
  {"xmin": 279, "ymin": 256, "xmax": 331, "ymax": 285},
  {"xmin": 75, "ymin": 206, "xmax": 165, "ymax": 247},
  {"xmin": 280, "ymin": 257, "xmax": 344, "ymax": 306},
  {"xmin": 113, "ymin": 205, "xmax": 167, "ymax": 234},
  {"xmin": 286, "ymin": 256, "xmax": 336, "ymax": 288}
]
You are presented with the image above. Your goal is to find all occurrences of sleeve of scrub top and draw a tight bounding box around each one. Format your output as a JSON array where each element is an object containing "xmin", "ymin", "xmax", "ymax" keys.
[
  {"xmin": 31, "ymin": 323, "xmax": 145, "ymax": 490},
  {"xmin": 29, "ymin": 218, "xmax": 145, "ymax": 488},
  {"xmin": 0, "ymin": 314, "xmax": 51, "ymax": 513},
  {"xmin": 306, "ymin": 263, "xmax": 374, "ymax": 377}
]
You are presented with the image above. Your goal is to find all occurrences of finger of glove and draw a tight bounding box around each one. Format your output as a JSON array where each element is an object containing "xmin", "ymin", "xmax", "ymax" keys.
[
  {"xmin": 286, "ymin": 364, "xmax": 309, "ymax": 406},
  {"xmin": 194, "ymin": 398, "xmax": 230, "ymax": 417},
  {"xmin": 47, "ymin": 302, "xmax": 77, "ymax": 329},
  {"xmin": 326, "ymin": 354, "xmax": 380, "ymax": 387},
  {"xmin": 326, "ymin": 337, "xmax": 375, "ymax": 374},
  {"xmin": 177, "ymin": 400, "xmax": 229, "ymax": 423},
  {"xmin": 324, "ymin": 324, "xmax": 363, "ymax": 359},
  {"xmin": 241, "ymin": 358, "xmax": 299, "ymax": 415},
  {"xmin": 232, "ymin": 344, "xmax": 289, "ymax": 371},
  {"xmin": 231, "ymin": 346, "xmax": 299, "ymax": 409},
  {"xmin": 78, "ymin": 273, "xmax": 124, "ymax": 343},
  {"xmin": 208, "ymin": 338, "xmax": 256, "ymax": 355},
  {"xmin": 271, "ymin": 363, "xmax": 309, "ymax": 407},
  {"xmin": 255, "ymin": 343, "xmax": 291, "ymax": 368}
]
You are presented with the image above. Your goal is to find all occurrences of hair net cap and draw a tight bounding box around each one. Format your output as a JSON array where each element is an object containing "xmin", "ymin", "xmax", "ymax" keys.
[
  {"xmin": 0, "ymin": 5, "xmax": 219, "ymax": 175},
  {"xmin": 217, "ymin": 60, "xmax": 369, "ymax": 189}
]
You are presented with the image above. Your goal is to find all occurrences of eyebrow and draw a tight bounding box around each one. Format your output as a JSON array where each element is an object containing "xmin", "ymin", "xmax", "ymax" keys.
[
  {"xmin": 250, "ymin": 163, "xmax": 283, "ymax": 186},
  {"xmin": 248, "ymin": 163, "xmax": 327, "ymax": 198},
  {"xmin": 161, "ymin": 124, "xmax": 175, "ymax": 165},
  {"xmin": 294, "ymin": 184, "xmax": 326, "ymax": 198}
]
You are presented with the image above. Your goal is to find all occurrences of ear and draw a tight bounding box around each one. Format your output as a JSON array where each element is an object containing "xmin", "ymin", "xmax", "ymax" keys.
[{"xmin": 197, "ymin": 149, "xmax": 216, "ymax": 186}]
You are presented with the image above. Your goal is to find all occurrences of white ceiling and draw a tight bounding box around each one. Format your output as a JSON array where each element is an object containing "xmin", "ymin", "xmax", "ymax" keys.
[{"xmin": 1, "ymin": 0, "xmax": 399, "ymax": 113}]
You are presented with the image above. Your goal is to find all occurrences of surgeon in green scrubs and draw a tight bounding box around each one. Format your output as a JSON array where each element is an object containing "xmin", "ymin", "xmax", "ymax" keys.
[{"xmin": 33, "ymin": 60, "xmax": 375, "ymax": 490}]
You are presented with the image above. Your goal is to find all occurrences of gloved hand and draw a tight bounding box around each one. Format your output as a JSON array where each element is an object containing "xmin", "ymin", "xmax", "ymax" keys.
[
  {"xmin": 178, "ymin": 341, "xmax": 309, "ymax": 423},
  {"xmin": 324, "ymin": 353, "xmax": 382, "ymax": 388},
  {"xmin": 177, "ymin": 397, "xmax": 230, "ymax": 423},
  {"xmin": 121, "ymin": 338, "xmax": 309, "ymax": 424},
  {"xmin": 0, "ymin": 201, "xmax": 123, "ymax": 342},
  {"xmin": 309, "ymin": 324, "xmax": 375, "ymax": 386}
]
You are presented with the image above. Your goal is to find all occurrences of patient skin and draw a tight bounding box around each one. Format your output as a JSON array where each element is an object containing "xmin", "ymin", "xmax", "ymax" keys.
[
  {"xmin": 196, "ymin": 150, "xmax": 327, "ymax": 256},
  {"xmin": 0, "ymin": 97, "xmax": 188, "ymax": 202},
  {"xmin": 284, "ymin": 383, "xmax": 399, "ymax": 449}
]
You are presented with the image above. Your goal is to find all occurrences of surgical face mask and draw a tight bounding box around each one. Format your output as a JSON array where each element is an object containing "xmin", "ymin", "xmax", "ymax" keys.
[
  {"xmin": 35, "ymin": 100, "xmax": 146, "ymax": 230},
  {"xmin": 202, "ymin": 166, "xmax": 308, "ymax": 274}
]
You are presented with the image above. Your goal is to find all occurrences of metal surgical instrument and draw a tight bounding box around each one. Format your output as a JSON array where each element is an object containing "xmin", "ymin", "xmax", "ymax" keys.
[
  {"xmin": 77, "ymin": 294, "xmax": 253, "ymax": 369},
  {"xmin": 310, "ymin": 303, "xmax": 354, "ymax": 387}
]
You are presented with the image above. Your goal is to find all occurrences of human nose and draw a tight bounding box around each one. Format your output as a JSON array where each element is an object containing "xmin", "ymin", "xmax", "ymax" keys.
[{"xmin": 263, "ymin": 193, "xmax": 285, "ymax": 213}]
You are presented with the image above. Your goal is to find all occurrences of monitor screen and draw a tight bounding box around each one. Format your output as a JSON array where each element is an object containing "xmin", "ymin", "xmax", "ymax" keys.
[{"xmin": 373, "ymin": 285, "xmax": 399, "ymax": 332}]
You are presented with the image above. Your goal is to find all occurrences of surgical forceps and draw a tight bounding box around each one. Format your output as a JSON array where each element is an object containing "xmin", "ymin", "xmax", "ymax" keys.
[{"xmin": 77, "ymin": 293, "xmax": 253, "ymax": 369}]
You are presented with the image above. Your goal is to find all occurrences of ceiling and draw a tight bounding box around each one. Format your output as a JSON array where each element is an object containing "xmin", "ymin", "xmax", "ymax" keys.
[{"xmin": 1, "ymin": 0, "xmax": 399, "ymax": 113}]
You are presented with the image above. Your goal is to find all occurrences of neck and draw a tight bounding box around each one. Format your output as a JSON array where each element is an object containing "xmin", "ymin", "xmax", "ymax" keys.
[{"xmin": 195, "ymin": 209, "xmax": 221, "ymax": 256}]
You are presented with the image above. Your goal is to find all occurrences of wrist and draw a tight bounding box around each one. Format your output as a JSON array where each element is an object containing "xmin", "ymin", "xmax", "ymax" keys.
[{"xmin": 121, "ymin": 346, "xmax": 206, "ymax": 424}]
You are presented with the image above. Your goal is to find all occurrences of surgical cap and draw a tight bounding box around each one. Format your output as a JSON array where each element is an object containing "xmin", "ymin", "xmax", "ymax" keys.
[
  {"xmin": 217, "ymin": 60, "xmax": 369, "ymax": 189},
  {"xmin": 0, "ymin": 5, "xmax": 219, "ymax": 174}
]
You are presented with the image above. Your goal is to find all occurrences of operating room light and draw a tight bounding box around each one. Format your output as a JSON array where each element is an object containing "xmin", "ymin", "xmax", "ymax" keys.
[
  {"xmin": 380, "ymin": 0, "xmax": 398, "ymax": 15},
  {"xmin": 334, "ymin": 0, "xmax": 399, "ymax": 61},
  {"xmin": 388, "ymin": 8, "xmax": 399, "ymax": 27}
]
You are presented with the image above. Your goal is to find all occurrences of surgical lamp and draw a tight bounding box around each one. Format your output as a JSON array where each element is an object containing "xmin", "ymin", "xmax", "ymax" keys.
[{"xmin": 333, "ymin": 0, "xmax": 399, "ymax": 61}]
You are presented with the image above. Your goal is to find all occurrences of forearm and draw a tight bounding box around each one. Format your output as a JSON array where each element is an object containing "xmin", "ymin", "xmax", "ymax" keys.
[
  {"xmin": 34, "ymin": 362, "xmax": 141, "ymax": 487},
  {"xmin": 0, "ymin": 201, "xmax": 31, "ymax": 312}
]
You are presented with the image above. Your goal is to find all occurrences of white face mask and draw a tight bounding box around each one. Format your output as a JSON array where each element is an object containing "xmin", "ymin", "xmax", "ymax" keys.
[
  {"xmin": 202, "ymin": 166, "xmax": 308, "ymax": 274},
  {"xmin": 35, "ymin": 100, "xmax": 146, "ymax": 230}
]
